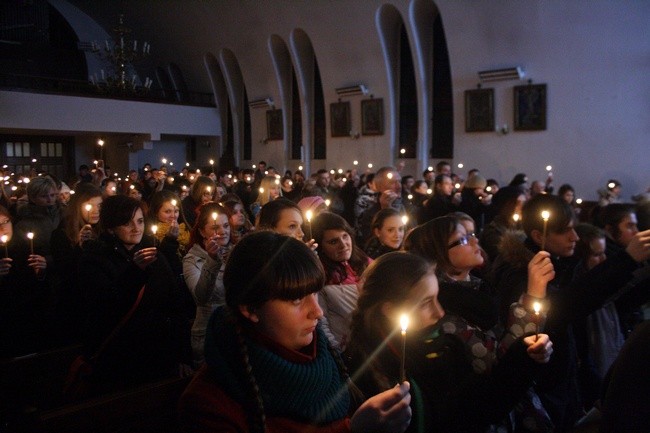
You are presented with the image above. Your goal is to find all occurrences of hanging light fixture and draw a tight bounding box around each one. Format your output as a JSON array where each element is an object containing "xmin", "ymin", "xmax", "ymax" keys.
[{"xmin": 89, "ymin": 14, "xmax": 151, "ymax": 94}]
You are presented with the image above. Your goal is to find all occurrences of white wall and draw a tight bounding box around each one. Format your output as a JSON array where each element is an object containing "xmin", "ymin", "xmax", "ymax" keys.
[{"xmin": 6, "ymin": 0, "xmax": 650, "ymax": 199}]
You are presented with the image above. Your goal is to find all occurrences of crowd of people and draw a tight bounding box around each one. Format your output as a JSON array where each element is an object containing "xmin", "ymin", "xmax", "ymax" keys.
[{"xmin": 0, "ymin": 158, "xmax": 649, "ymax": 432}]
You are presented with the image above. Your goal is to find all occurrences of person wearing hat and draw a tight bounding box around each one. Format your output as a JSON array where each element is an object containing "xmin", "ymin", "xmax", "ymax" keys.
[
  {"xmin": 297, "ymin": 195, "xmax": 328, "ymax": 219},
  {"xmin": 59, "ymin": 182, "xmax": 72, "ymax": 206},
  {"xmin": 458, "ymin": 173, "xmax": 491, "ymax": 234}
]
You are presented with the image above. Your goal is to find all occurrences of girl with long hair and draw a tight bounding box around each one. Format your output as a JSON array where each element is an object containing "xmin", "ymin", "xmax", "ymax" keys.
[
  {"xmin": 312, "ymin": 212, "xmax": 370, "ymax": 351},
  {"xmin": 183, "ymin": 202, "xmax": 232, "ymax": 368},
  {"xmin": 50, "ymin": 183, "xmax": 103, "ymax": 342},
  {"xmin": 347, "ymin": 252, "xmax": 554, "ymax": 432}
]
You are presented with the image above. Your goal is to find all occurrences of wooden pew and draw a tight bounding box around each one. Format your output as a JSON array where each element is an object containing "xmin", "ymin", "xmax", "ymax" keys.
[
  {"xmin": 35, "ymin": 375, "xmax": 191, "ymax": 433},
  {"xmin": 0, "ymin": 344, "xmax": 83, "ymax": 418}
]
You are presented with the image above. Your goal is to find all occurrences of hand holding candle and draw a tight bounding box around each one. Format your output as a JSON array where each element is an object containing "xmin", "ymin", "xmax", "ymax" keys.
[
  {"xmin": 399, "ymin": 314, "xmax": 409, "ymax": 382},
  {"xmin": 540, "ymin": 210, "xmax": 550, "ymax": 251}
]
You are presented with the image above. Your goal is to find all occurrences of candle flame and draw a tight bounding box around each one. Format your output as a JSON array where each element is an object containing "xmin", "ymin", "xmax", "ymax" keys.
[
  {"xmin": 400, "ymin": 314, "xmax": 409, "ymax": 332},
  {"xmin": 306, "ymin": 210, "xmax": 313, "ymax": 222},
  {"xmin": 325, "ymin": 199, "xmax": 331, "ymax": 207},
  {"xmin": 171, "ymin": 199, "xmax": 177, "ymax": 207},
  {"xmin": 151, "ymin": 225, "xmax": 158, "ymax": 235},
  {"xmin": 401, "ymin": 215, "xmax": 409, "ymax": 225},
  {"xmin": 541, "ymin": 210, "xmax": 550, "ymax": 221},
  {"xmin": 533, "ymin": 302, "xmax": 541, "ymax": 315},
  {"xmin": 85, "ymin": 204, "xmax": 92, "ymax": 212},
  {"xmin": 212, "ymin": 212, "xmax": 218, "ymax": 221},
  {"xmin": 513, "ymin": 213, "xmax": 520, "ymax": 222},
  {"xmin": 1, "ymin": 235, "xmax": 7, "ymax": 243},
  {"xmin": 27, "ymin": 232, "xmax": 34, "ymax": 240}
]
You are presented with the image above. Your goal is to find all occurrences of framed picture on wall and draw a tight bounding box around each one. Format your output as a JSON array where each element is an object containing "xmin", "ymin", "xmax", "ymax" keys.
[
  {"xmin": 361, "ymin": 98, "xmax": 384, "ymax": 135},
  {"xmin": 514, "ymin": 84, "xmax": 547, "ymax": 131},
  {"xmin": 266, "ymin": 109, "xmax": 283, "ymax": 140},
  {"xmin": 464, "ymin": 88, "xmax": 494, "ymax": 132},
  {"xmin": 330, "ymin": 101, "xmax": 351, "ymax": 137}
]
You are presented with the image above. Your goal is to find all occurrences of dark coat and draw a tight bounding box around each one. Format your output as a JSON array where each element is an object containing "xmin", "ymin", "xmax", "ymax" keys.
[
  {"xmin": 77, "ymin": 233, "xmax": 189, "ymax": 392},
  {"xmin": 488, "ymin": 230, "xmax": 649, "ymax": 430},
  {"xmin": 0, "ymin": 236, "xmax": 55, "ymax": 357}
]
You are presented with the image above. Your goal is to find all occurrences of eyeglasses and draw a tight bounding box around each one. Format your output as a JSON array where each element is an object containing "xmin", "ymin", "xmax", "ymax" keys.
[{"xmin": 447, "ymin": 232, "xmax": 477, "ymax": 249}]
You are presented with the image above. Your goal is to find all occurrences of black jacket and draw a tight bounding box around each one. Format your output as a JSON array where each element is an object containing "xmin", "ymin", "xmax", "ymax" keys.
[{"xmin": 78, "ymin": 233, "xmax": 189, "ymax": 392}]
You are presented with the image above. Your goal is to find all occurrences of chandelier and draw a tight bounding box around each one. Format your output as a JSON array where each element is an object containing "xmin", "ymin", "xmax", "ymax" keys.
[{"xmin": 89, "ymin": 14, "xmax": 152, "ymax": 94}]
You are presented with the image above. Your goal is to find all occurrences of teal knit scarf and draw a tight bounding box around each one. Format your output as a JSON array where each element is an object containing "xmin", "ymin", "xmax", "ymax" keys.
[{"xmin": 205, "ymin": 307, "xmax": 350, "ymax": 424}]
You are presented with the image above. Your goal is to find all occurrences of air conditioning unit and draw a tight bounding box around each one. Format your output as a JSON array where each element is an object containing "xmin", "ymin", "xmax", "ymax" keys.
[
  {"xmin": 477, "ymin": 67, "xmax": 525, "ymax": 82},
  {"xmin": 335, "ymin": 84, "xmax": 369, "ymax": 97},
  {"xmin": 249, "ymin": 98, "xmax": 274, "ymax": 109}
]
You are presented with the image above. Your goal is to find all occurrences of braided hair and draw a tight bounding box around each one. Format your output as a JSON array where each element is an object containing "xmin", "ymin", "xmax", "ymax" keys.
[{"xmin": 222, "ymin": 231, "xmax": 325, "ymax": 432}]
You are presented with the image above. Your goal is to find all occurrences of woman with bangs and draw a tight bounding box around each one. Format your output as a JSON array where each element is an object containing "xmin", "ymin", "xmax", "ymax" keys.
[
  {"xmin": 183, "ymin": 202, "xmax": 232, "ymax": 368},
  {"xmin": 178, "ymin": 231, "xmax": 412, "ymax": 433},
  {"xmin": 404, "ymin": 215, "xmax": 556, "ymax": 431},
  {"xmin": 312, "ymin": 212, "xmax": 371, "ymax": 351}
]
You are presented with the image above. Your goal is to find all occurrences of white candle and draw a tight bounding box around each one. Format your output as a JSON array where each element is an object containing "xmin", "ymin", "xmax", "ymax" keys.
[
  {"xmin": 27, "ymin": 232, "xmax": 34, "ymax": 255},
  {"xmin": 1, "ymin": 234, "xmax": 8, "ymax": 258},
  {"xmin": 533, "ymin": 302, "xmax": 542, "ymax": 341},
  {"xmin": 305, "ymin": 210, "xmax": 313, "ymax": 240},
  {"xmin": 541, "ymin": 211, "xmax": 550, "ymax": 251},
  {"xmin": 400, "ymin": 314, "xmax": 409, "ymax": 382}
]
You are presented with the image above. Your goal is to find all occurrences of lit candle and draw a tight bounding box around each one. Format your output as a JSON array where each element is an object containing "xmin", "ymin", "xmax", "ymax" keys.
[
  {"xmin": 151, "ymin": 225, "xmax": 158, "ymax": 247},
  {"xmin": 305, "ymin": 210, "xmax": 313, "ymax": 240},
  {"xmin": 513, "ymin": 213, "xmax": 520, "ymax": 223},
  {"xmin": 27, "ymin": 232, "xmax": 34, "ymax": 255},
  {"xmin": 1, "ymin": 234, "xmax": 8, "ymax": 258},
  {"xmin": 401, "ymin": 215, "xmax": 409, "ymax": 225},
  {"xmin": 325, "ymin": 199, "xmax": 331, "ymax": 207},
  {"xmin": 533, "ymin": 302, "xmax": 542, "ymax": 341},
  {"xmin": 399, "ymin": 314, "xmax": 409, "ymax": 382},
  {"xmin": 171, "ymin": 199, "xmax": 177, "ymax": 208},
  {"xmin": 85, "ymin": 204, "xmax": 92, "ymax": 222},
  {"xmin": 211, "ymin": 212, "xmax": 218, "ymax": 231},
  {"xmin": 540, "ymin": 210, "xmax": 550, "ymax": 251}
]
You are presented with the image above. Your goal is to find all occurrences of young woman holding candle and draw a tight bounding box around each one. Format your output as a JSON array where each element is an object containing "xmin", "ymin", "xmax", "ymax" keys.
[
  {"xmin": 181, "ymin": 175, "xmax": 216, "ymax": 228},
  {"xmin": 77, "ymin": 195, "xmax": 190, "ymax": 395},
  {"xmin": 312, "ymin": 212, "xmax": 371, "ymax": 351},
  {"xmin": 178, "ymin": 231, "xmax": 412, "ymax": 433},
  {"xmin": 148, "ymin": 190, "xmax": 195, "ymax": 323},
  {"xmin": 363, "ymin": 208, "xmax": 406, "ymax": 259},
  {"xmin": 222, "ymin": 198, "xmax": 254, "ymax": 245},
  {"xmin": 182, "ymin": 202, "xmax": 233, "ymax": 368},
  {"xmin": 250, "ymin": 175, "xmax": 282, "ymax": 223},
  {"xmin": 257, "ymin": 198, "xmax": 317, "ymax": 250},
  {"xmin": 50, "ymin": 183, "xmax": 103, "ymax": 342},
  {"xmin": 346, "ymin": 252, "xmax": 554, "ymax": 433},
  {"xmin": 0, "ymin": 205, "xmax": 53, "ymax": 357}
]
